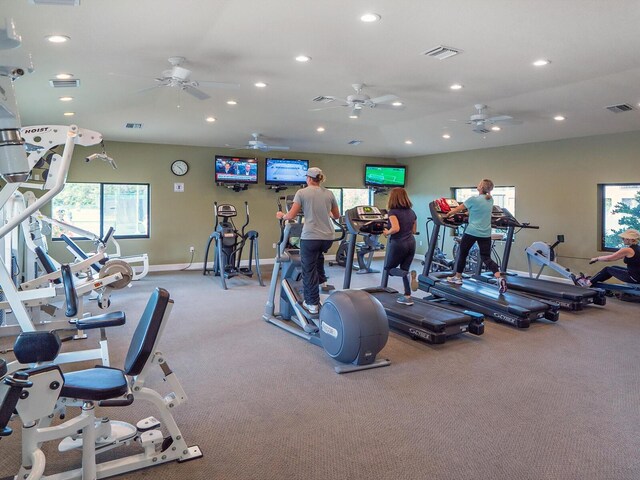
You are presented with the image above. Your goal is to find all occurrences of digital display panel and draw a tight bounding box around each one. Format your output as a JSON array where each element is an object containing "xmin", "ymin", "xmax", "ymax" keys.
[{"xmin": 215, "ymin": 156, "xmax": 258, "ymax": 184}]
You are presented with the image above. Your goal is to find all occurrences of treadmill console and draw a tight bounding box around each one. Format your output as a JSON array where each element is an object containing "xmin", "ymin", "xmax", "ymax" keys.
[
  {"xmin": 491, "ymin": 205, "xmax": 522, "ymax": 228},
  {"xmin": 429, "ymin": 198, "xmax": 468, "ymax": 227},
  {"xmin": 345, "ymin": 206, "xmax": 388, "ymax": 235}
]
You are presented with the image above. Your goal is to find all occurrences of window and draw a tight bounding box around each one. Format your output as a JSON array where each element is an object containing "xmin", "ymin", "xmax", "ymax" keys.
[
  {"xmin": 51, "ymin": 182, "xmax": 150, "ymax": 239},
  {"xmin": 327, "ymin": 188, "xmax": 374, "ymax": 215},
  {"xmin": 452, "ymin": 185, "xmax": 516, "ymax": 216},
  {"xmin": 599, "ymin": 183, "xmax": 640, "ymax": 251}
]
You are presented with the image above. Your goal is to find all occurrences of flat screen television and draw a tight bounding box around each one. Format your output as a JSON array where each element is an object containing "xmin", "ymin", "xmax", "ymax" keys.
[
  {"xmin": 215, "ymin": 156, "xmax": 258, "ymax": 184},
  {"xmin": 364, "ymin": 164, "xmax": 406, "ymax": 187},
  {"xmin": 265, "ymin": 158, "xmax": 309, "ymax": 185}
]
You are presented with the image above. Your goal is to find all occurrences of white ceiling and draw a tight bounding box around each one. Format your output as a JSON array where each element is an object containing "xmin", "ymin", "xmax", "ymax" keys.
[{"xmin": 3, "ymin": 0, "xmax": 640, "ymax": 158}]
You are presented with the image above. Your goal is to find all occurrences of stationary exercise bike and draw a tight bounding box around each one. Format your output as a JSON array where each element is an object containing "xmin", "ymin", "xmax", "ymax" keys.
[
  {"xmin": 263, "ymin": 196, "xmax": 390, "ymax": 373},
  {"xmin": 203, "ymin": 201, "xmax": 264, "ymax": 289},
  {"xmin": 330, "ymin": 217, "xmax": 385, "ymax": 274}
]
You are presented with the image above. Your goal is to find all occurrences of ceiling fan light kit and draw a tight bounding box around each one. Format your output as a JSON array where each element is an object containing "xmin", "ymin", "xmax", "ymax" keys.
[
  {"xmin": 312, "ymin": 83, "xmax": 402, "ymax": 118},
  {"xmin": 466, "ymin": 104, "xmax": 523, "ymax": 134}
]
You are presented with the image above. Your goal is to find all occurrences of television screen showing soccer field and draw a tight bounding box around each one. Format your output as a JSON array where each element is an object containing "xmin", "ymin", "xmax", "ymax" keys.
[{"xmin": 364, "ymin": 165, "xmax": 406, "ymax": 187}]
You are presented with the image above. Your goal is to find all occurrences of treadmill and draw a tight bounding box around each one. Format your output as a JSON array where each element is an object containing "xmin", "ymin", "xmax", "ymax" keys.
[
  {"xmin": 342, "ymin": 206, "xmax": 484, "ymax": 344},
  {"xmin": 419, "ymin": 199, "xmax": 560, "ymax": 328},
  {"xmin": 472, "ymin": 208, "xmax": 607, "ymax": 310}
]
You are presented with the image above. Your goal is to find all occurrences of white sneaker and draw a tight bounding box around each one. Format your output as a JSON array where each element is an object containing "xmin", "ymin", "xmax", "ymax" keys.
[
  {"xmin": 446, "ymin": 276, "xmax": 463, "ymax": 285},
  {"xmin": 302, "ymin": 302, "xmax": 319, "ymax": 315}
]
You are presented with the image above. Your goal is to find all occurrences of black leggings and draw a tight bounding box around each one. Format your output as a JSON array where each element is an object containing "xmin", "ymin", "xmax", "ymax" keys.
[
  {"xmin": 454, "ymin": 233, "xmax": 500, "ymax": 275},
  {"xmin": 384, "ymin": 238, "xmax": 416, "ymax": 295},
  {"xmin": 590, "ymin": 266, "xmax": 639, "ymax": 285},
  {"xmin": 300, "ymin": 239, "xmax": 333, "ymax": 305}
]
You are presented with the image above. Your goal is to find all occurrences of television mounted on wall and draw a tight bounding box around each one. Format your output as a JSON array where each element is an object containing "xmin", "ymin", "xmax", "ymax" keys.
[
  {"xmin": 364, "ymin": 164, "xmax": 406, "ymax": 188},
  {"xmin": 265, "ymin": 158, "xmax": 309, "ymax": 186},
  {"xmin": 215, "ymin": 156, "xmax": 258, "ymax": 184}
]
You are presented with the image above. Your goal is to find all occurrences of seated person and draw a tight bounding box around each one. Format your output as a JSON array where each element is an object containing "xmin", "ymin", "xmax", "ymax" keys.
[{"xmin": 585, "ymin": 229, "xmax": 640, "ymax": 286}]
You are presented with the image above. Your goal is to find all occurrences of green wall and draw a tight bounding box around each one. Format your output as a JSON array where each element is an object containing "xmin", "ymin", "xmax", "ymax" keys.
[
  {"xmin": 48, "ymin": 142, "xmax": 397, "ymax": 267},
  {"xmin": 404, "ymin": 130, "xmax": 640, "ymax": 277}
]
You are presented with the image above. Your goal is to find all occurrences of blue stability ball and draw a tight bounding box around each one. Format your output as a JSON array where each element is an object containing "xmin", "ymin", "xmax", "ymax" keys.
[{"xmin": 319, "ymin": 290, "xmax": 389, "ymax": 365}]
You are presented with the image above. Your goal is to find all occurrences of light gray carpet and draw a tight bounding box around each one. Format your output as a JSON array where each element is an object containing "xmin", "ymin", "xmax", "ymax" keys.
[{"xmin": 1, "ymin": 262, "xmax": 639, "ymax": 480}]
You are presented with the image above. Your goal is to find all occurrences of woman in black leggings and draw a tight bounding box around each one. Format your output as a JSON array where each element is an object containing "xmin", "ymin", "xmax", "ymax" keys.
[
  {"xmin": 585, "ymin": 229, "xmax": 640, "ymax": 286},
  {"xmin": 382, "ymin": 188, "xmax": 417, "ymax": 306}
]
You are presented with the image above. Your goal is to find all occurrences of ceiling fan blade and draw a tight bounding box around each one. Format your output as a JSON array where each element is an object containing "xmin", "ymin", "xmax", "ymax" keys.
[
  {"xmin": 262, "ymin": 145, "xmax": 290, "ymax": 151},
  {"xmin": 136, "ymin": 84, "xmax": 164, "ymax": 94},
  {"xmin": 371, "ymin": 103, "xmax": 405, "ymax": 110},
  {"xmin": 491, "ymin": 117, "xmax": 523, "ymax": 126},
  {"xmin": 369, "ymin": 94, "xmax": 398, "ymax": 104},
  {"xmin": 183, "ymin": 86, "xmax": 210, "ymax": 100},
  {"xmin": 309, "ymin": 104, "xmax": 349, "ymax": 111},
  {"xmin": 197, "ymin": 80, "xmax": 241, "ymax": 89},
  {"xmin": 487, "ymin": 115, "xmax": 512, "ymax": 122}
]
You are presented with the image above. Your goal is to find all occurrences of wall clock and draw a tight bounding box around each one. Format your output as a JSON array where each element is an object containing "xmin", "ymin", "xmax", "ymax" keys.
[{"xmin": 171, "ymin": 160, "xmax": 189, "ymax": 176}]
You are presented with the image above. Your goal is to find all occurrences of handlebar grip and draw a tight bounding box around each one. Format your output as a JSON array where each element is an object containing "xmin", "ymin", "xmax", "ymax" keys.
[{"xmin": 99, "ymin": 393, "xmax": 134, "ymax": 407}]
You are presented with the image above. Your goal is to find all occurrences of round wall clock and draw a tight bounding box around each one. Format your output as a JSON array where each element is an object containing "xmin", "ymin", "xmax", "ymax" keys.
[{"xmin": 171, "ymin": 160, "xmax": 189, "ymax": 176}]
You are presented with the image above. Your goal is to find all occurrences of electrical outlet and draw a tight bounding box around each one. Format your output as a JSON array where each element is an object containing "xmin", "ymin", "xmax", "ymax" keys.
[
  {"xmin": 419, "ymin": 240, "xmax": 423, "ymax": 246},
  {"xmin": 273, "ymin": 243, "xmax": 277, "ymax": 249},
  {"xmin": 189, "ymin": 246, "xmax": 195, "ymax": 253}
]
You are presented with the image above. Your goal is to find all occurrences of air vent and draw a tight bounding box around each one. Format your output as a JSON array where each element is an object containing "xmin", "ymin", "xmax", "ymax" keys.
[
  {"xmin": 49, "ymin": 79, "xmax": 80, "ymax": 88},
  {"xmin": 29, "ymin": 0, "xmax": 80, "ymax": 5},
  {"xmin": 312, "ymin": 96, "xmax": 335, "ymax": 103},
  {"xmin": 605, "ymin": 103, "xmax": 634, "ymax": 113},
  {"xmin": 421, "ymin": 45, "xmax": 462, "ymax": 60},
  {"xmin": 125, "ymin": 123, "xmax": 143, "ymax": 129},
  {"xmin": 348, "ymin": 140, "xmax": 362, "ymax": 145}
]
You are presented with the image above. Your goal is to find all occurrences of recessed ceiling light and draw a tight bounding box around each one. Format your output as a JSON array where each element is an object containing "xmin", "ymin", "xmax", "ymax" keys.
[
  {"xmin": 63, "ymin": 112, "xmax": 74, "ymax": 116},
  {"xmin": 533, "ymin": 59, "xmax": 550, "ymax": 67},
  {"xmin": 450, "ymin": 84, "xmax": 463, "ymax": 90},
  {"xmin": 254, "ymin": 82, "xmax": 267, "ymax": 88},
  {"xmin": 226, "ymin": 100, "xmax": 237, "ymax": 105},
  {"xmin": 349, "ymin": 114, "xmax": 358, "ymax": 119},
  {"xmin": 316, "ymin": 127, "xmax": 325, "ymax": 132},
  {"xmin": 491, "ymin": 126, "xmax": 501, "ymax": 131},
  {"xmin": 205, "ymin": 117, "xmax": 216, "ymax": 123},
  {"xmin": 360, "ymin": 13, "xmax": 381, "ymax": 22},
  {"xmin": 46, "ymin": 35, "xmax": 70, "ymax": 43},
  {"xmin": 554, "ymin": 115, "xmax": 565, "ymax": 121},
  {"xmin": 442, "ymin": 134, "xmax": 451, "ymax": 139},
  {"xmin": 405, "ymin": 140, "xmax": 413, "ymax": 145},
  {"xmin": 392, "ymin": 101, "xmax": 403, "ymax": 107},
  {"xmin": 56, "ymin": 73, "xmax": 73, "ymax": 80},
  {"xmin": 59, "ymin": 96, "xmax": 73, "ymax": 102},
  {"xmin": 295, "ymin": 55, "xmax": 311, "ymax": 62}
]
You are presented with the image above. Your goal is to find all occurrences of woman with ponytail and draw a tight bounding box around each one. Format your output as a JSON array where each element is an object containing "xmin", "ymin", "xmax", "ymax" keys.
[{"xmin": 445, "ymin": 179, "xmax": 507, "ymax": 294}]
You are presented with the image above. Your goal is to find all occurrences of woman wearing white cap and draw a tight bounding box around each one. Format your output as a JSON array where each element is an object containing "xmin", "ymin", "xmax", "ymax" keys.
[
  {"xmin": 585, "ymin": 228, "xmax": 640, "ymax": 286},
  {"xmin": 276, "ymin": 167, "xmax": 340, "ymax": 314}
]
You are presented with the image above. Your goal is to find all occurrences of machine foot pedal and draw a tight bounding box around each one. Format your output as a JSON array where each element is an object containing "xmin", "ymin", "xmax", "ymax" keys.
[
  {"xmin": 59, "ymin": 420, "xmax": 137, "ymax": 452},
  {"xmin": 137, "ymin": 416, "xmax": 161, "ymax": 432}
]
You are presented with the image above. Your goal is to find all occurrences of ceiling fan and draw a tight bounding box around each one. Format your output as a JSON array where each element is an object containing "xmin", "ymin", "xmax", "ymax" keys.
[
  {"xmin": 467, "ymin": 104, "xmax": 523, "ymax": 133},
  {"xmin": 142, "ymin": 56, "xmax": 239, "ymax": 100},
  {"xmin": 226, "ymin": 133, "xmax": 290, "ymax": 152},
  {"xmin": 311, "ymin": 83, "xmax": 403, "ymax": 118}
]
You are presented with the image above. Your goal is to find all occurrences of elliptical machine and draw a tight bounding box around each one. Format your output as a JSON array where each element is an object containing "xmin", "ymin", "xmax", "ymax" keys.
[
  {"xmin": 203, "ymin": 202, "xmax": 264, "ymax": 290},
  {"xmin": 263, "ymin": 196, "xmax": 390, "ymax": 373}
]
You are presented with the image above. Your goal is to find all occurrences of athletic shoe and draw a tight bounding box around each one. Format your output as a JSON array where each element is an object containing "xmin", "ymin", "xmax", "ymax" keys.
[
  {"xmin": 498, "ymin": 277, "xmax": 508, "ymax": 294},
  {"xmin": 410, "ymin": 270, "xmax": 419, "ymax": 291},
  {"xmin": 320, "ymin": 282, "xmax": 335, "ymax": 292},
  {"xmin": 302, "ymin": 302, "xmax": 319, "ymax": 315},
  {"xmin": 446, "ymin": 276, "xmax": 463, "ymax": 285},
  {"xmin": 397, "ymin": 296, "xmax": 414, "ymax": 306},
  {"xmin": 576, "ymin": 275, "xmax": 592, "ymax": 287}
]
